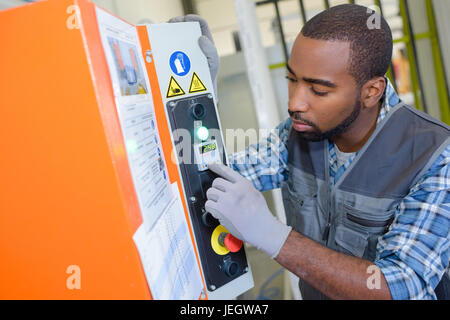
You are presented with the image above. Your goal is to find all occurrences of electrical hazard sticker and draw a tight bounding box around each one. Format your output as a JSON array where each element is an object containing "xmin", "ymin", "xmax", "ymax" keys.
[
  {"xmin": 189, "ymin": 72, "xmax": 207, "ymax": 93},
  {"xmin": 166, "ymin": 76, "xmax": 185, "ymax": 98}
]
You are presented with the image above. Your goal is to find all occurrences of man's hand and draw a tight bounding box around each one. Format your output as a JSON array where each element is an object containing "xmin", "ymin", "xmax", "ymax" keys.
[
  {"xmin": 168, "ymin": 14, "xmax": 219, "ymax": 99},
  {"xmin": 205, "ymin": 163, "xmax": 292, "ymax": 258}
]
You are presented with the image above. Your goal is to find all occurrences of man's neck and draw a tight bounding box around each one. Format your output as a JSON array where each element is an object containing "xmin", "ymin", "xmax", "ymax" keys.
[{"xmin": 332, "ymin": 101, "xmax": 382, "ymax": 153}]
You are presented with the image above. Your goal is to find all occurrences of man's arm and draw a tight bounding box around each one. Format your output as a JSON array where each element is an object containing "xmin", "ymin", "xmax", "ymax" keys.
[{"xmin": 276, "ymin": 230, "xmax": 392, "ymax": 300}]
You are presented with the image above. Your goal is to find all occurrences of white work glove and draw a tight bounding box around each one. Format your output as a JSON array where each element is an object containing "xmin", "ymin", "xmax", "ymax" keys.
[
  {"xmin": 205, "ymin": 163, "xmax": 292, "ymax": 259},
  {"xmin": 168, "ymin": 14, "xmax": 219, "ymax": 100}
]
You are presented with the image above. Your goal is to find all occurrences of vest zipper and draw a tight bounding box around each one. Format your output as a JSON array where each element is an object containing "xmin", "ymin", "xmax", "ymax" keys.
[
  {"xmin": 322, "ymin": 222, "xmax": 330, "ymax": 241},
  {"xmin": 346, "ymin": 213, "xmax": 394, "ymax": 228}
]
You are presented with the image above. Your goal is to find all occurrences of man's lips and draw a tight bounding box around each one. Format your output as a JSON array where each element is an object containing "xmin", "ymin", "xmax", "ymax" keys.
[
  {"xmin": 293, "ymin": 119, "xmax": 308, "ymax": 125},
  {"xmin": 292, "ymin": 119, "xmax": 313, "ymax": 132}
]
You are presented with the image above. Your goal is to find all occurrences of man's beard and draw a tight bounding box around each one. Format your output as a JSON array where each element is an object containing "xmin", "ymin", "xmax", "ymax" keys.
[{"xmin": 289, "ymin": 97, "xmax": 362, "ymax": 142}]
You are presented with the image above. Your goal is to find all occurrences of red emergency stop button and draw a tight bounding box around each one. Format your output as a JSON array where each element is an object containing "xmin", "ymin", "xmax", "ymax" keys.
[{"xmin": 218, "ymin": 232, "xmax": 243, "ymax": 253}]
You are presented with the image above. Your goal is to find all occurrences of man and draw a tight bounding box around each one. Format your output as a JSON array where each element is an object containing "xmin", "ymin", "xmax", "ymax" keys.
[{"xmin": 171, "ymin": 4, "xmax": 449, "ymax": 300}]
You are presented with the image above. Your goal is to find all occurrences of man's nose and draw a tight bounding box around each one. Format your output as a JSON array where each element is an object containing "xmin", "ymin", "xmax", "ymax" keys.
[{"xmin": 288, "ymin": 85, "xmax": 309, "ymax": 113}]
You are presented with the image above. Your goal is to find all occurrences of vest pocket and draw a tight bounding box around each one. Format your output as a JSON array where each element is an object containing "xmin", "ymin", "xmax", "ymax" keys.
[
  {"xmin": 281, "ymin": 182, "xmax": 320, "ymax": 241},
  {"xmin": 335, "ymin": 224, "xmax": 369, "ymax": 258},
  {"xmin": 339, "ymin": 204, "xmax": 396, "ymax": 260},
  {"xmin": 343, "ymin": 204, "xmax": 395, "ymax": 233}
]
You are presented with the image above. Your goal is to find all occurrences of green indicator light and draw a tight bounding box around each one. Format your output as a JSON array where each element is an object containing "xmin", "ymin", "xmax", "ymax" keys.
[{"xmin": 196, "ymin": 126, "xmax": 210, "ymax": 141}]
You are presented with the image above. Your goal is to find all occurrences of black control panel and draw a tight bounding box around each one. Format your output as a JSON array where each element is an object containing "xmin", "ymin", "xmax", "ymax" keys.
[{"xmin": 166, "ymin": 93, "xmax": 249, "ymax": 291}]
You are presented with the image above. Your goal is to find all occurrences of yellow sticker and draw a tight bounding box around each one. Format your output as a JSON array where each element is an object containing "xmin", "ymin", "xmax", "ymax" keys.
[
  {"xmin": 189, "ymin": 72, "xmax": 207, "ymax": 93},
  {"xmin": 166, "ymin": 76, "xmax": 185, "ymax": 98}
]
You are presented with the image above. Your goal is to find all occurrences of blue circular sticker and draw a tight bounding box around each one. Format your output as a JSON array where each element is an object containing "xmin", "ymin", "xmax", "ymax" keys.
[{"xmin": 169, "ymin": 51, "xmax": 191, "ymax": 76}]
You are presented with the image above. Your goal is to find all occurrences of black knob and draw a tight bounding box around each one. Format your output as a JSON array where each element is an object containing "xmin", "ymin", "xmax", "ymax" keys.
[
  {"xmin": 223, "ymin": 259, "xmax": 240, "ymax": 278},
  {"xmin": 191, "ymin": 103, "xmax": 206, "ymax": 120}
]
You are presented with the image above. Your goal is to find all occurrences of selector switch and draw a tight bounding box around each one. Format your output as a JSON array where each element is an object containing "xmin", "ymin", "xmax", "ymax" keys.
[{"xmin": 191, "ymin": 103, "xmax": 206, "ymax": 120}]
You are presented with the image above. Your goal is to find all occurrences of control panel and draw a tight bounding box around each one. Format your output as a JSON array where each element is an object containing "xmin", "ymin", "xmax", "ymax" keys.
[{"xmin": 166, "ymin": 93, "xmax": 250, "ymax": 293}]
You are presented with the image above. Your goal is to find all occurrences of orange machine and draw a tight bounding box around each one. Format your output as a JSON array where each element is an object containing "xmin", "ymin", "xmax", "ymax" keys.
[
  {"xmin": 0, "ymin": 0, "xmax": 192, "ymax": 299},
  {"xmin": 0, "ymin": 0, "xmax": 253, "ymax": 299}
]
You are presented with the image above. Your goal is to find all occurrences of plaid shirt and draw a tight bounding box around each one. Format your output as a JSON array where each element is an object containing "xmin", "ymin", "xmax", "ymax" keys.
[{"xmin": 229, "ymin": 79, "xmax": 450, "ymax": 300}]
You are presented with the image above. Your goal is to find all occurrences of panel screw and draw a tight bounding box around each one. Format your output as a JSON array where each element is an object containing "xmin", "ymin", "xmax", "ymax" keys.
[
  {"xmin": 209, "ymin": 285, "xmax": 216, "ymax": 291},
  {"xmin": 169, "ymin": 101, "xmax": 176, "ymax": 108},
  {"xmin": 145, "ymin": 50, "xmax": 152, "ymax": 63},
  {"xmin": 189, "ymin": 196, "xmax": 197, "ymax": 203},
  {"xmin": 207, "ymin": 94, "xmax": 213, "ymax": 100}
]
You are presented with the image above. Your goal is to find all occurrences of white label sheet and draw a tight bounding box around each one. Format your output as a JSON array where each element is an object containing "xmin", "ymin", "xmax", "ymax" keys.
[
  {"xmin": 133, "ymin": 183, "xmax": 204, "ymax": 300},
  {"xmin": 96, "ymin": 7, "xmax": 172, "ymax": 231}
]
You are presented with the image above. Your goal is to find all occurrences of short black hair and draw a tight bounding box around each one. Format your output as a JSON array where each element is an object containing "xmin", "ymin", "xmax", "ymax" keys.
[{"xmin": 301, "ymin": 4, "xmax": 393, "ymax": 87}]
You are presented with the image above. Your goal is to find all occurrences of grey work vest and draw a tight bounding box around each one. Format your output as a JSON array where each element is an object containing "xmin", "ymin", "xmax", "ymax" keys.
[{"xmin": 281, "ymin": 103, "xmax": 450, "ymax": 300}]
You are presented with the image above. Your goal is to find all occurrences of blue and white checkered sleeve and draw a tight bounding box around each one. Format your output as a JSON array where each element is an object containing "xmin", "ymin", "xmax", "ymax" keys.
[
  {"xmin": 375, "ymin": 145, "xmax": 450, "ymax": 300},
  {"xmin": 228, "ymin": 118, "xmax": 292, "ymax": 192}
]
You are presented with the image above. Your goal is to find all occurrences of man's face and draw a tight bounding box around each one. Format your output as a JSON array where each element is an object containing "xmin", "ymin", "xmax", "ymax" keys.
[{"xmin": 287, "ymin": 35, "xmax": 362, "ymax": 141}]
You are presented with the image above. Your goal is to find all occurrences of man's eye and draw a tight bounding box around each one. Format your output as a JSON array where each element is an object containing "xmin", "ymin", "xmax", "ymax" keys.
[
  {"xmin": 311, "ymin": 87, "xmax": 328, "ymax": 97},
  {"xmin": 285, "ymin": 76, "xmax": 297, "ymax": 83}
]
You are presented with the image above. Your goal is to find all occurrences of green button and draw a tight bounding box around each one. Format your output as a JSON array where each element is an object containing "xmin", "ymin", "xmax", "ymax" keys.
[{"xmin": 195, "ymin": 126, "xmax": 210, "ymax": 141}]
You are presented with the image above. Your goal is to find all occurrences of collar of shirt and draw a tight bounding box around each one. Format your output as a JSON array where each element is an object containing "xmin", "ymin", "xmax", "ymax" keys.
[{"xmin": 328, "ymin": 78, "xmax": 401, "ymax": 187}]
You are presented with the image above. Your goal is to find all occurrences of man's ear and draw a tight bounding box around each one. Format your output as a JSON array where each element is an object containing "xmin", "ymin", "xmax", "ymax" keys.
[{"xmin": 360, "ymin": 77, "xmax": 386, "ymax": 109}]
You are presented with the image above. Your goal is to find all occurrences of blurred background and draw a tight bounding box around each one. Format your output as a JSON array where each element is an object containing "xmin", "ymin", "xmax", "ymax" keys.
[{"xmin": 2, "ymin": 0, "xmax": 448, "ymax": 300}]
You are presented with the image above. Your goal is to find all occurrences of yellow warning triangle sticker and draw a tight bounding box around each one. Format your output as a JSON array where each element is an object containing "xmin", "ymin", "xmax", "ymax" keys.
[
  {"xmin": 189, "ymin": 72, "xmax": 207, "ymax": 93},
  {"xmin": 166, "ymin": 76, "xmax": 186, "ymax": 98}
]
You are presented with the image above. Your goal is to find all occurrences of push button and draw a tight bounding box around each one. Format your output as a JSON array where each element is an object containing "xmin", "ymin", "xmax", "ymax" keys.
[
  {"xmin": 211, "ymin": 225, "xmax": 243, "ymax": 255},
  {"xmin": 218, "ymin": 232, "xmax": 243, "ymax": 253},
  {"xmin": 222, "ymin": 256, "xmax": 240, "ymax": 278}
]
